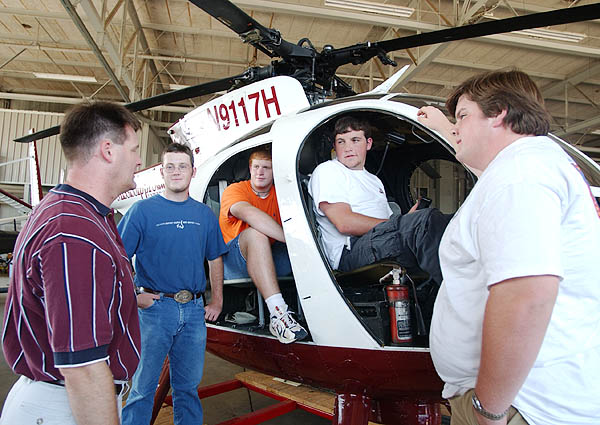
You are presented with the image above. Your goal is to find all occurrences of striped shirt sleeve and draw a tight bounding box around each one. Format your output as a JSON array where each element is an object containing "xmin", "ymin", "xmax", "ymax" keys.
[{"xmin": 39, "ymin": 240, "xmax": 117, "ymax": 367}]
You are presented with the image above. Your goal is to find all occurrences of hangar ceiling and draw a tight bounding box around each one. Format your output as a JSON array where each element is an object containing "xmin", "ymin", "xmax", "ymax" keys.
[{"xmin": 1, "ymin": 0, "xmax": 600, "ymax": 161}]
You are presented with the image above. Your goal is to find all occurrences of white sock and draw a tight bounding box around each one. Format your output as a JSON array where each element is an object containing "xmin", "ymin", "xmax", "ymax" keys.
[{"xmin": 265, "ymin": 293, "xmax": 287, "ymax": 316}]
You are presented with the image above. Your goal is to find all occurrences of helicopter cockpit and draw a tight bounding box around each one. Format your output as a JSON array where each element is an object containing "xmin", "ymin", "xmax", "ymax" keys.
[
  {"xmin": 202, "ymin": 100, "xmax": 477, "ymax": 349},
  {"xmin": 295, "ymin": 107, "xmax": 475, "ymax": 347}
]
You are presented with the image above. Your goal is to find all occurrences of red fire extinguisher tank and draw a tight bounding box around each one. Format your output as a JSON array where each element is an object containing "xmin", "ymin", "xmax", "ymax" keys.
[{"xmin": 386, "ymin": 284, "xmax": 412, "ymax": 344}]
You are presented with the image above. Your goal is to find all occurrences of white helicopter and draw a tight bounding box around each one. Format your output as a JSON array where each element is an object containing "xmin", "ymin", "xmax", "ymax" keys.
[
  {"xmin": 16, "ymin": 2, "xmax": 600, "ymax": 424},
  {"xmin": 109, "ymin": 72, "xmax": 600, "ymax": 425}
]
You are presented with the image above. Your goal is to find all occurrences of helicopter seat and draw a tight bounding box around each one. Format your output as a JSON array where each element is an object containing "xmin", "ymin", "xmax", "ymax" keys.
[
  {"xmin": 300, "ymin": 176, "xmax": 406, "ymax": 284},
  {"xmin": 333, "ymin": 262, "xmax": 402, "ymax": 287}
]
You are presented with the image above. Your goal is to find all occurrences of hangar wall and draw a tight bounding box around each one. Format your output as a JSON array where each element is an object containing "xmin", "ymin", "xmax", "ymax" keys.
[
  {"xmin": 0, "ymin": 109, "xmax": 64, "ymax": 186},
  {"xmin": 0, "ymin": 107, "xmax": 156, "ymax": 229}
]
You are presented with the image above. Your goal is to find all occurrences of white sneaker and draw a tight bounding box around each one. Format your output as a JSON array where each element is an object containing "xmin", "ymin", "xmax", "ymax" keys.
[{"xmin": 269, "ymin": 307, "xmax": 308, "ymax": 344}]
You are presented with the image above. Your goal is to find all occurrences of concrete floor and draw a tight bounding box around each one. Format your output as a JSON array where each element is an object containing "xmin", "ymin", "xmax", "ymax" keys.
[{"xmin": 0, "ymin": 277, "xmax": 328, "ymax": 424}]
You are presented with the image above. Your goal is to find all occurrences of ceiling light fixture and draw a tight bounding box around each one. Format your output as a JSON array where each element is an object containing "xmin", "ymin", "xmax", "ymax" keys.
[
  {"xmin": 169, "ymin": 84, "xmax": 189, "ymax": 90},
  {"xmin": 33, "ymin": 73, "xmax": 97, "ymax": 83},
  {"xmin": 324, "ymin": 0, "xmax": 414, "ymax": 18},
  {"xmin": 514, "ymin": 28, "xmax": 586, "ymax": 43}
]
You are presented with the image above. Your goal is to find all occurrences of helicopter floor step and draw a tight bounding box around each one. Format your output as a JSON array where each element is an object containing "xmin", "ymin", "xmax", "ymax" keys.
[
  {"xmin": 235, "ymin": 370, "xmax": 382, "ymax": 424},
  {"xmin": 235, "ymin": 371, "xmax": 451, "ymax": 423}
]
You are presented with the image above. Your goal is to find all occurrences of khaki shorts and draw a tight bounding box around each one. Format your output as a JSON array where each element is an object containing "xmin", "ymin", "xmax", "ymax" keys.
[{"xmin": 448, "ymin": 389, "xmax": 528, "ymax": 425}]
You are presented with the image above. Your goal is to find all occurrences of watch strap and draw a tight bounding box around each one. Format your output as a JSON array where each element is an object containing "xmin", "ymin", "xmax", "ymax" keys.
[{"xmin": 471, "ymin": 392, "xmax": 509, "ymax": 421}]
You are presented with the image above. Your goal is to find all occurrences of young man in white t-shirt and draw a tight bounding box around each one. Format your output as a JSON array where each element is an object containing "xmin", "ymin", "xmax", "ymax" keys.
[
  {"xmin": 308, "ymin": 116, "xmax": 451, "ymax": 328},
  {"xmin": 418, "ymin": 70, "xmax": 600, "ymax": 425}
]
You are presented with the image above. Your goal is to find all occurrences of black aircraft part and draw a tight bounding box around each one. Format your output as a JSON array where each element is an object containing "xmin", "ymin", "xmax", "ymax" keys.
[
  {"xmin": 322, "ymin": 4, "xmax": 600, "ymax": 69},
  {"xmin": 376, "ymin": 3, "xmax": 600, "ymax": 53},
  {"xmin": 189, "ymin": 0, "xmax": 265, "ymax": 37},
  {"xmin": 189, "ymin": 0, "xmax": 313, "ymax": 59},
  {"xmin": 127, "ymin": 74, "xmax": 247, "ymax": 112},
  {"xmin": 14, "ymin": 73, "xmax": 251, "ymax": 144}
]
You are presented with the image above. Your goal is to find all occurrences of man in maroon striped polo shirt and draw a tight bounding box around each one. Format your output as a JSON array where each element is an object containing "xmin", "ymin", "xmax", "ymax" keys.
[{"xmin": 1, "ymin": 101, "xmax": 142, "ymax": 425}]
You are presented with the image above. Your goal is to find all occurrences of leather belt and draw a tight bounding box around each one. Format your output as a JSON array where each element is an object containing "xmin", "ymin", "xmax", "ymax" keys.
[
  {"xmin": 47, "ymin": 379, "xmax": 124, "ymax": 395},
  {"xmin": 139, "ymin": 287, "xmax": 203, "ymax": 304}
]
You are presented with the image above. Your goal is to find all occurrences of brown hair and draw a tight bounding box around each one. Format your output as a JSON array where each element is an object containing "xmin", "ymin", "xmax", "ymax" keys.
[
  {"xmin": 162, "ymin": 143, "xmax": 194, "ymax": 167},
  {"xmin": 446, "ymin": 70, "xmax": 551, "ymax": 136},
  {"xmin": 248, "ymin": 145, "xmax": 272, "ymax": 166},
  {"xmin": 333, "ymin": 115, "xmax": 372, "ymax": 140},
  {"xmin": 60, "ymin": 101, "xmax": 141, "ymax": 162}
]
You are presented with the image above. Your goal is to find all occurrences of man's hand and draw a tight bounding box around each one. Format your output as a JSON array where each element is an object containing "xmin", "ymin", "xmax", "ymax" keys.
[
  {"xmin": 137, "ymin": 292, "xmax": 159, "ymax": 309},
  {"xmin": 205, "ymin": 300, "xmax": 222, "ymax": 322},
  {"xmin": 408, "ymin": 201, "xmax": 419, "ymax": 214},
  {"xmin": 417, "ymin": 106, "xmax": 455, "ymax": 141}
]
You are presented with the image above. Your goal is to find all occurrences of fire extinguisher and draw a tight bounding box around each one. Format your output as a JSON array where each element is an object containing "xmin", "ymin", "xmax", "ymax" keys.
[{"xmin": 385, "ymin": 268, "xmax": 412, "ymax": 344}]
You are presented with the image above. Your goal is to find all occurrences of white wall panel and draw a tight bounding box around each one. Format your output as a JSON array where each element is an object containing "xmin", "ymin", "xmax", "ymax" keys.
[{"xmin": 0, "ymin": 109, "xmax": 64, "ymax": 185}]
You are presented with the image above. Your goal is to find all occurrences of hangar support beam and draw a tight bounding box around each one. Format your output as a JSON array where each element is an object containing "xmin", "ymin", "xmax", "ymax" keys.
[
  {"xmin": 125, "ymin": 0, "xmax": 168, "ymax": 100},
  {"xmin": 59, "ymin": 0, "xmax": 132, "ymax": 102},
  {"xmin": 542, "ymin": 62, "xmax": 600, "ymax": 98},
  {"xmin": 70, "ymin": 0, "xmax": 141, "ymax": 102},
  {"xmin": 554, "ymin": 115, "xmax": 600, "ymax": 138}
]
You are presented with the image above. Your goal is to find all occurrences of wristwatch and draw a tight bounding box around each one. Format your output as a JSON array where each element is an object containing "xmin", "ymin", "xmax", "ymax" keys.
[{"xmin": 471, "ymin": 392, "xmax": 509, "ymax": 421}]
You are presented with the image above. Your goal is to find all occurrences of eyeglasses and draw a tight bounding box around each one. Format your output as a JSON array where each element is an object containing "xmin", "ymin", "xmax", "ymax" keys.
[{"xmin": 163, "ymin": 164, "xmax": 191, "ymax": 173}]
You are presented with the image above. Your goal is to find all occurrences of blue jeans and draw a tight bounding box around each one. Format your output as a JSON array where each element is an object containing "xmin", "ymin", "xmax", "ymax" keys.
[
  {"xmin": 223, "ymin": 234, "xmax": 291, "ymax": 279},
  {"xmin": 122, "ymin": 296, "xmax": 206, "ymax": 425}
]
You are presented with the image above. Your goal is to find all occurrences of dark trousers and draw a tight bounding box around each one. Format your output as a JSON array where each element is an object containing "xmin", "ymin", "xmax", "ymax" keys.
[
  {"xmin": 339, "ymin": 208, "xmax": 451, "ymax": 279},
  {"xmin": 338, "ymin": 209, "xmax": 452, "ymax": 330}
]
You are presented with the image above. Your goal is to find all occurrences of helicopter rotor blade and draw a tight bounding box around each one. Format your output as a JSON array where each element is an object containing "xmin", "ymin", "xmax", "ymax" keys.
[
  {"xmin": 127, "ymin": 74, "xmax": 247, "ymax": 112},
  {"xmin": 189, "ymin": 0, "xmax": 313, "ymax": 59},
  {"xmin": 189, "ymin": 0, "xmax": 266, "ymax": 38},
  {"xmin": 188, "ymin": 0, "xmax": 274, "ymax": 57},
  {"xmin": 13, "ymin": 72, "xmax": 253, "ymax": 144},
  {"xmin": 376, "ymin": 3, "xmax": 600, "ymax": 53},
  {"xmin": 323, "ymin": 4, "xmax": 600, "ymax": 70}
]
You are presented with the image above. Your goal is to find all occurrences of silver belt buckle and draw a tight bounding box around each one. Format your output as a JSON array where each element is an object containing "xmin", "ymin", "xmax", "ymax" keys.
[{"xmin": 174, "ymin": 289, "xmax": 193, "ymax": 303}]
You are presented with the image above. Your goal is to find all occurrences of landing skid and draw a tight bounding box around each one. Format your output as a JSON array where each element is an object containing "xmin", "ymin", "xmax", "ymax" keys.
[{"xmin": 149, "ymin": 358, "xmax": 444, "ymax": 425}]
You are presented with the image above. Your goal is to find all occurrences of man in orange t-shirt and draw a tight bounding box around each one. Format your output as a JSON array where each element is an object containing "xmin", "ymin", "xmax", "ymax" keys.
[{"xmin": 219, "ymin": 146, "xmax": 307, "ymax": 344}]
